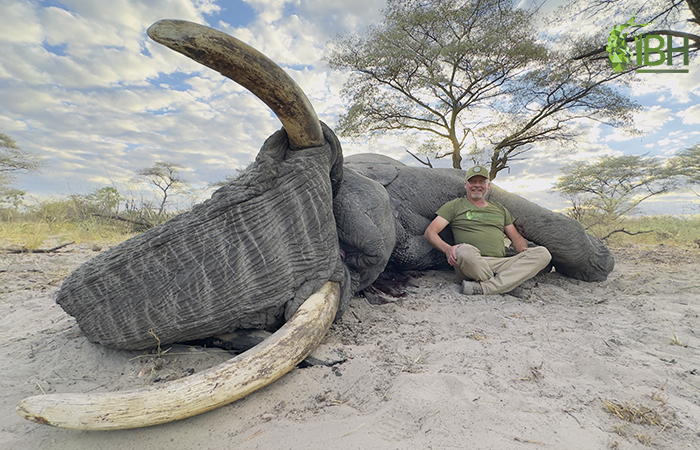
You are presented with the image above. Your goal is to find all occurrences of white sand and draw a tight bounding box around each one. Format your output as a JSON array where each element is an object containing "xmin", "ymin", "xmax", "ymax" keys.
[{"xmin": 2, "ymin": 243, "xmax": 699, "ymax": 449}]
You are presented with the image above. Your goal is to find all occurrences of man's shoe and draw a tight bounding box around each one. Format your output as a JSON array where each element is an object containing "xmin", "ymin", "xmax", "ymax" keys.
[{"xmin": 462, "ymin": 280, "xmax": 484, "ymax": 295}]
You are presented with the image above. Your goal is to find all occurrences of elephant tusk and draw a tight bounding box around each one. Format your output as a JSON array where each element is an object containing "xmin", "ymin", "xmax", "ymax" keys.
[
  {"xmin": 147, "ymin": 19, "xmax": 324, "ymax": 150},
  {"xmin": 16, "ymin": 282, "xmax": 340, "ymax": 430}
]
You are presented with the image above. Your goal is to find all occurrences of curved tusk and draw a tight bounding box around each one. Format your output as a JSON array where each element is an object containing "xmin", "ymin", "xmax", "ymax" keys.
[
  {"xmin": 17, "ymin": 282, "xmax": 340, "ymax": 430},
  {"xmin": 147, "ymin": 19, "xmax": 324, "ymax": 150}
]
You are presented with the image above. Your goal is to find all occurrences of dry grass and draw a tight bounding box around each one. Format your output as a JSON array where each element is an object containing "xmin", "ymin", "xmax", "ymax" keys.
[
  {"xmin": 589, "ymin": 215, "xmax": 700, "ymax": 246},
  {"xmin": 0, "ymin": 220, "xmax": 137, "ymax": 251},
  {"xmin": 665, "ymin": 320, "xmax": 689, "ymax": 347},
  {"xmin": 602, "ymin": 400, "xmax": 665, "ymax": 426}
]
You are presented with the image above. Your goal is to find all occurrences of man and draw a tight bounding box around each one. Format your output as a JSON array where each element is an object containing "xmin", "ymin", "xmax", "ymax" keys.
[{"xmin": 423, "ymin": 165, "xmax": 551, "ymax": 296}]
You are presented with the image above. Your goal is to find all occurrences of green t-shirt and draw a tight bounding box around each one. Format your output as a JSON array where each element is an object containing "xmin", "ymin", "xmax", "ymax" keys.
[{"xmin": 436, "ymin": 197, "xmax": 514, "ymax": 257}]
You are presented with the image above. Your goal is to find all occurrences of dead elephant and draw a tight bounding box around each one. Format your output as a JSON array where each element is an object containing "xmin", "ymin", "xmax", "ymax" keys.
[{"xmin": 16, "ymin": 20, "xmax": 613, "ymax": 431}]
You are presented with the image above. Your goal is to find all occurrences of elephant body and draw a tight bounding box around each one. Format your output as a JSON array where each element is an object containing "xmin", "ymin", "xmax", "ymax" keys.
[{"xmin": 344, "ymin": 153, "xmax": 614, "ymax": 282}]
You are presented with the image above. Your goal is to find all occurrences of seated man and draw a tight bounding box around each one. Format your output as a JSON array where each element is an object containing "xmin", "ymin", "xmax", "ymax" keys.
[{"xmin": 423, "ymin": 165, "xmax": 551, "ymax": 295}]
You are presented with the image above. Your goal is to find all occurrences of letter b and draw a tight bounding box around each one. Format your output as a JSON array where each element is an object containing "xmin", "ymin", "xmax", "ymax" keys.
[{"xmin": 636, "ymin": 35, "xmax": 666, "ymax": 66}]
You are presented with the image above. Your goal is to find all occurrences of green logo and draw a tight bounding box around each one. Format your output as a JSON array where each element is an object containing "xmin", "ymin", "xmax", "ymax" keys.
[
  {"xmin": 606, "ymin": 15, "xmax": 651, "ymax": 72},
  {"xmin": 607, "ymin": 16, "xmax": 691, "ymax": 74}
]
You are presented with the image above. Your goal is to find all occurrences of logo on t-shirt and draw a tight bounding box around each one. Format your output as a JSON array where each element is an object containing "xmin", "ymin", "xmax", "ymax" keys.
[{"xmin": 465, "ymin": 210, "xmax": 501, "ymax": 224}]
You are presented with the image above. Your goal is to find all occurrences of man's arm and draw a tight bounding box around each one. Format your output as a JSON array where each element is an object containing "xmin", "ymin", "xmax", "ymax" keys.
[
  {"xmin": 424, "ymin": 216, "xmax": 462, "ymax": 266},
  {"xmin": 504, "ymin": 224, "xmax": 529, "ymax": 253}
]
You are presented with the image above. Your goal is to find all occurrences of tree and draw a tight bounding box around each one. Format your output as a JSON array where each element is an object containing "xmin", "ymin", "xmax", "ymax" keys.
[
  {"xmin": 326, "ymin": 0, "xmax": 638, "ymax": 176},
  {"xmin": 0, "ymin": 132, "xmax": 42, "ymax": 187},
  {"xmin": 670, "ymin": 143, "xmax": 700, "ymax": 200},
  {"xmin": 86, "ymin": 187, "xmax": 123, "ymax": 215},
  {"xmin": 135, "ymin": 161, "xmax": 188, "ymax": 215},
  {"xmin": 553, "ymin": 155, "xmax": 676, "ymax": 225},
  {"xmin": 562, "ymin": 0, "xmax": 699, "ymax": 61},
  {"xmin": 0, "ymin": 188, "xmax": 26, "ymax": 211},
  {"xmin": 671, "ymin": 143, "xmax": 700, "ymax": 182}
]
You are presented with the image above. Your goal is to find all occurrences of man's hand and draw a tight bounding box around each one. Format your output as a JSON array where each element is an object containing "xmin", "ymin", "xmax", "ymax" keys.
[
  {"xmin": 445, "ymin": 244, "xmax": 463, "ymax": 267},
  {"xmin": 424, "ymin": 216, "xmax": 461, "ymax": 266},
  {"xmin": 504, "ymin": 224, "xmax": 529, "ymax": 253}
]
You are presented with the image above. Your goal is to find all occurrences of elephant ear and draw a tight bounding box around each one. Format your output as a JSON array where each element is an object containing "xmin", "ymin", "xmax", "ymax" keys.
[{"xmin": 148, "ymin": 20, "xmax": 323, "ymax": 150}]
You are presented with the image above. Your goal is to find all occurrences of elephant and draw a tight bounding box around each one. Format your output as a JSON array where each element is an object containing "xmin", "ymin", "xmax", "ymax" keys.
[
  {"xmin": 16, "ymin": 20, "xmax": 613, "ymax": 431},
  {"xmin": 343, "ymin": 154, "xmax": 614, "ymax": 282}
]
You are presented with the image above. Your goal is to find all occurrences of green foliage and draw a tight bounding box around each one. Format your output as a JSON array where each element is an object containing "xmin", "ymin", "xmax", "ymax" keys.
[
  {"xmin": 0, "ymin": 132, "xmax": 43, "ymax": 188},
  {"xmin": 669, "ymin": 143, "xmax": 700, "ymax": 186},
  {"xmin": 0, "ymin": 185, "xmax": 179, "ymax": 249},
  {"xmin": 85, "ymin": 186, "xmax": 123, "ymax": 215},
  {"xmin": 554, "ymin": 154, "xmax": 676, "ymax": 226}
]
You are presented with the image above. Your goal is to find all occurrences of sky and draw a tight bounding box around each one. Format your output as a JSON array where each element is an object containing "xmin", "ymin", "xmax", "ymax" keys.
[{"xmin": 1, "ymin": 0, "xmax": 699, "ymax": 215}]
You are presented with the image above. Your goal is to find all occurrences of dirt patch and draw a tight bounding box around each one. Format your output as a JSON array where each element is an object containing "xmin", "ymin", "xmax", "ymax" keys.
[{"xmin": 1, "ymin": 243, "xmax": 699, "ymax": 449}]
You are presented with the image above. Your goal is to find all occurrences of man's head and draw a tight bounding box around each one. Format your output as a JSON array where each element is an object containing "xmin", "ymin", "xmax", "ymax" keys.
[{"xmin": 464, "ymin": 165, "xmax": 490, "ymax": 202}]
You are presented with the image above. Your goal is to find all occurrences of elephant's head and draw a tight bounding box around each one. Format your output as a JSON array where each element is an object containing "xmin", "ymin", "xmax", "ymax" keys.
[{"xmin": 16, "ymin": 20, "xmax": 395, "ymax": 430}]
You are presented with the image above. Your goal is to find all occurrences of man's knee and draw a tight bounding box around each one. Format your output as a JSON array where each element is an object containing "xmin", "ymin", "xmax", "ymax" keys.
[
  {"xmin": 456, "ymin": 244, "xmax": 493, "ymax": 281},
  {"xmin": 456, "ymin": 244, "xmax": 481, "ymax": 261},
  {"xmin": 530, "ymin": 246, "xmax": 552, "ymax": 265}
]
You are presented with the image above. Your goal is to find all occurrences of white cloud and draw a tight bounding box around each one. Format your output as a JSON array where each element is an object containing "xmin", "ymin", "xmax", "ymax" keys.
[
  {"xmin": 678, "ymin": 104, "xmax": 700, "ymax": 125},
  {"xmin": 0, "ymin": 1, "xmax": 42, "ymax": 44},
  {"xmin": 1, "ymin": 0, "xmax": 698, "ymax": 216},
  {"xmin": 630, "ymin": 72, "xmax": 699, "ymax": 103}
]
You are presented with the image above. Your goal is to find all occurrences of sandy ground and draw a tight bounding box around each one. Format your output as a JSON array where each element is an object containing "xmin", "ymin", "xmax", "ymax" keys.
[{"xmin": 1, "ymin": 242, "xmax": 699, "ymax": 450}]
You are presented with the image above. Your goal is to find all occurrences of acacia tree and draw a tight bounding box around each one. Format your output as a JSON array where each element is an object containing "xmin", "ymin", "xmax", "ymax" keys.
[
  {"xmin": 0, "ymin": 133, "xmax": 42, "ymax": 211},
  {"xmin": 553, "ymin": 155, "xmax": 676, "ymax": 225},
  {"xmin": 0, "ymin": 133, "xmax": 42, "ymax": 186},
  {"xmin": 326, "ymin": 0, "xmax": 638, "ymax": 177},
  {"xmin": 135, "ymin": 161, "xmax": 188, "ymax": 215},
  {"xmin": 670, "ymin": 143, "xmax": 700, "ymax": 197}
]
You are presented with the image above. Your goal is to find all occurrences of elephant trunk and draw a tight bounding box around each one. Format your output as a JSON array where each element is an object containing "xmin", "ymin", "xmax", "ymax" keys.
[{"xmin": 486, "ymin": 185, "xmax": 614, "ymax": 282}]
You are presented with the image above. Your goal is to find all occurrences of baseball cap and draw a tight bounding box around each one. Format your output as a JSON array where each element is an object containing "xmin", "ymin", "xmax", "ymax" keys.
[{"xmin": 465, "ymin": 165, "xmax": 489, "ymax": 181}]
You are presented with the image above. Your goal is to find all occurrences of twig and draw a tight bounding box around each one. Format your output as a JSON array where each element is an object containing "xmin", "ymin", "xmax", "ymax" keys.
[
  {"xmin": 342, "ymin": 423, "xmax": 366, "ymax": 437},
  {"xmin": 677, "ymin": 285, "xmax": 700, "ymax": 291},
  {"xmin": 242, "ymin": 429, "xmax": 262, "ymax": 442},
  {"xmin": 405, "ymin": 149, "xmax": 433, "ymax": 168},
  {"xmin": 1, "ymin": 242, "xmax": 75, "ymax": 254},
  {"xmin": 601, "ymin": 228, "xmax": 653, "ymax": 240},
  {"xmin": 93, "ymin": 213, "xmax": 152, "ymax": 229}
]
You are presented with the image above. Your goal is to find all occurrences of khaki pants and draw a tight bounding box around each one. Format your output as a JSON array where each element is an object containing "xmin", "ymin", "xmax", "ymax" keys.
[{"xmin": 455, "ymin": 245, "xmax": 551, "ymax": 295}]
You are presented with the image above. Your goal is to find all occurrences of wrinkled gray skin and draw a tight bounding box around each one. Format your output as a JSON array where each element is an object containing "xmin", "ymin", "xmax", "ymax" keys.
[
  {"xmin": 58, "ymin": 125, "xmax": 346, "ymax": 349},
  {"xmin": 345, "ymin": 154, "xmax": 614, "ymax": 282},
  {"xmin": 56, "ymin": 21, "xmax": 611, "ymax": 352}
]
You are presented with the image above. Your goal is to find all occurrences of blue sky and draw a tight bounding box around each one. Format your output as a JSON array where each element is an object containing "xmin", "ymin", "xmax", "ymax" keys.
[{"xmin": 1, "ymin": 0, "xmax": 698, "ymax": 214}]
